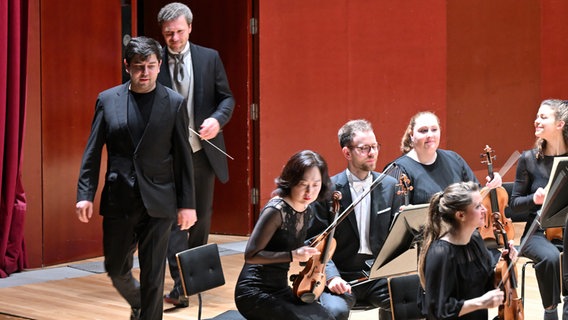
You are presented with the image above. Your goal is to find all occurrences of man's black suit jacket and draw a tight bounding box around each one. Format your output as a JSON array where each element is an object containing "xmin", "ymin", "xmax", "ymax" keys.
[
  {"xmin": 310, "ymin": 171, "xmax": 401, "ymax": 281},
  {"xmin": 76, "ymin": 81, "xmax": 195, "ymax": 218},
  {"xmin": 157, "ymin": 42, "xmax": 235, "ymax": 183}
]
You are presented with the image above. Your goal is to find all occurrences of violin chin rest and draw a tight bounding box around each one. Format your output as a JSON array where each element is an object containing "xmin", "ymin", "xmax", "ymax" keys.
[{"xmin": 300, "ymin": 292, "xmax": 316, "ymax": 304}]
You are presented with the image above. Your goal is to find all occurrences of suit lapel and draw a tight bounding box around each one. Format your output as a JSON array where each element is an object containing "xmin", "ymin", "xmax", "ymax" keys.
[
  {"xmin": 369, "ymin": 172, "xmax": 383, "ymax": 254},
  {"xmin": 114, "ymin": 82, "xmax": 129, "ymax": 125},
  {"xmin": 113, "ymin": 82, "xmax": 137, "ymax": 148},
  {"xmin": 159, "ymin": 47, "xmax": 173, "ymax": 88},
  {"xmin": 189, "ymin": 43, "xmax": 202, "ymax": 111},
  {"xmin": 135, "ymin": 83, "xmax": 169, "ymax": 153},
  {"xmin": 335, "ymin": 172, "xmax": 360, "ymax": 237}
]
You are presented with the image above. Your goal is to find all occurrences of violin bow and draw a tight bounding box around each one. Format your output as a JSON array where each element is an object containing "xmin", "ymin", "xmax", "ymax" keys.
[
  {"xmin": 498, "ymin": 150, "xmax": 521, "ymax": 178},
  {"xmin": 496, "ymin": 211, "xmax": 540, "ymax": 288},
  {"xmin": 479, "ymin": 149, "xmax": 520, "ymax": 201},
  {"xmin": 309, "ymin": 162, "xmax": 398, "ymax": 247}
]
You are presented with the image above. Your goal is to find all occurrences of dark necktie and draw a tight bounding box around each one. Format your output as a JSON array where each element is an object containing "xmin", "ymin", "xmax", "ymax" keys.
[{"xmin": 173, "ymin": 52, "xmax": 186, "ymax": 85}]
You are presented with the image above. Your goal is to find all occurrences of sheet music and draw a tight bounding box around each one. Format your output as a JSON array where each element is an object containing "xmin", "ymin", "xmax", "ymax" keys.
[
  {"xmin": 543, "ymin": 156, "xmax": 568, "ymax": 195},
  {"xmin": 368, "ymin": 203, "xmax": 428, "ymax": 279},
  {"xmin": 540, "ymin": 156, "xmax": 568, "ymax": 228}
]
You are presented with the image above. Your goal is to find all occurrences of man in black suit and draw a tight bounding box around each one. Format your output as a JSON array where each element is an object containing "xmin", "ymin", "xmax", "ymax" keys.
[
  {"xmin": 75, "ymin": 36, "xmax": 196, "ymax": 320},
  {"xmin": 156, "ymin": 2, "xmax": 235, "ymax": 307},
  {"xmin": 308, "ymin": 119, "xmax": 401, "ymax": 320}
]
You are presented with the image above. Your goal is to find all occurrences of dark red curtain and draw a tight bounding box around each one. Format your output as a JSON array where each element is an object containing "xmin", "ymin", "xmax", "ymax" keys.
[{"xmin": 0, "ymin": 0, "xmax": 29, "ymax": 278}]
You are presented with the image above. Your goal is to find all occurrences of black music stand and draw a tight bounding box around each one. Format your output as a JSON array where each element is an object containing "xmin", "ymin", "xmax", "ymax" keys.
[
  {"xmin": 540, "ymin": 156, "xmax": 568, "ymax": 228},
  {"xmin": 368, "ymin": 204, "xmax": 428, "ymax": 279}
]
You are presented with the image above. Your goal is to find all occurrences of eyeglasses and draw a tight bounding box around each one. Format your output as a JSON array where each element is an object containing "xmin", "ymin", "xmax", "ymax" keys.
[{"xmin": 349, "ymin": 144, "xmax": 380, "ymax": 155}]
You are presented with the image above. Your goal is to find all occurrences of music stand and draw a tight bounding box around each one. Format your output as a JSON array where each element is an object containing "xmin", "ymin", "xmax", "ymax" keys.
[
  {"xmin": 367, "ymin": 203, "xmax": 428, "ymax": 279},
  {"xmin": 540, "ymin": 156, "xmax": 568, "ymax": 228}
]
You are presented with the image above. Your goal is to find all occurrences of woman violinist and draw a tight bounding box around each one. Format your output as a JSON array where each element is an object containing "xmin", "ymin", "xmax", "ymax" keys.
[
  {"xmin": 234, "ymin": 150, "xmax": 336, "ymax": 320},
  {"xmin": 510, "ymin": 99, "xmax": 568, "ymax": 320},
  {"xmin": 419, "ymin": 181, "xmax": 518, "ymax": 320},
  {"xmin": 389, "ymin": 111, "xmax": 502, "ymax": 205}
]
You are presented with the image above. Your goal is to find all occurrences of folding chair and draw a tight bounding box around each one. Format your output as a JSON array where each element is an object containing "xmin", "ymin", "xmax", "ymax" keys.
[
  {"xmin": 176, "ymin": 243, "xmax": 226, "ymax": 320},
  {"xmin": 387, "ymin": 274, "xmax": 424, "ymax": 319}
]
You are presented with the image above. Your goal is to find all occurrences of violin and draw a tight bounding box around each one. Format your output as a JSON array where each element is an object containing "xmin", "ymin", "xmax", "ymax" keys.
[
  {"xmin": 493, "ymin": 212, "xmax": 524, "ymax": 320},
  {"xmin": 291, "ymin": 163, "xmax": 398, "ymax": 300},
  {"xmin": 479, "ymin": 145, "xmax": 515, "ymax": 246},
  {"xmin": 545, "ymin": 227, "xmax": 563, "ymax": 245},
  {"xmin": 396, "ymin": 173, "xmax": 413, "ymax": 207},
  {"xmin": 291, "ymin": 191, "xmax": 341, "ymax": 303}
]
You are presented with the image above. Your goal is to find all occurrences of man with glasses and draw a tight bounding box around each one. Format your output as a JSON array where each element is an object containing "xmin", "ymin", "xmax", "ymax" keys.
[{"xmin": 308, "ymin": 119, "xmax": 402, "ymax": 320}]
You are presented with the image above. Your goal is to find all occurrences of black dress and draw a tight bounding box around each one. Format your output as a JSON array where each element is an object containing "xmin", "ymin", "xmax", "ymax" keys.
[
  {"xmin": 420, "ymin": 232, "xmax": 495, "ymax": 320},
  {"xmin": 234, "ymin": 198, "xmax": 335, "ymax": 320},
  {"xmin": 392, "ymin": 149, "xmax": 479, "ymax": 205},
  {"xmin": 510, "ymin": 149, "xmax": 562, "ymax": 308}
]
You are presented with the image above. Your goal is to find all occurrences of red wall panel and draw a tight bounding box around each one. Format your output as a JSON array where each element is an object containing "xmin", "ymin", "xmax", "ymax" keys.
[
  {"xmin": 541, "ymin": 1, "xmax": 568, "ymax": 100},
  {"xmin": 259, "ymin": 0, "xmax": 447, "ymax": 205},
  {"xmin": 40, "ymin": 0, "xmax": 122, "ymax": 265},
  {"xmin": 446, "ymin": 0, "xmax": 540, "ymax": 181}
]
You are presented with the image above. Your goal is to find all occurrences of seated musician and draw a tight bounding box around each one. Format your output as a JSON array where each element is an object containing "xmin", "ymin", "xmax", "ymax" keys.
[
  {"xmin": 387, "ymin": 111, "xmax": 504, "ymax": 261},
  {"xmin": 419, "ymin": 181, "xmax": 518, "ymax": 319},
  {"xmin": 510, "ymin": 99, "xmax": 568, "ymax": 320},
  {"xmin": 308, "ymin": 119, "xmax": 402, "ymax": 320},
  {"xmin": 388, "ymin": 111, "xmax": 502, "ymax": 205},
  {"xmin": 234, "ymin": 150, "xmax": 337, "ymax": 320}
]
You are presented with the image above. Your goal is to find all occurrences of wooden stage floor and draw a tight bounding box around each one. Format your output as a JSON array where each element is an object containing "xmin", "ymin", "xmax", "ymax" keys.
[{"xmin": 0, "ymin": 233, "xmax": 561, "ymax": 320}]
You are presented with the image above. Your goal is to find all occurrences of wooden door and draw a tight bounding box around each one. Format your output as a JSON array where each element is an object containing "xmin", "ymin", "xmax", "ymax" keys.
[
  {"xmin": 141, "ymin": 0, "xmax": 256, "ymax": 235},
  {"xmin": 39, "ymin": 0, "xmax": 123, "ymax": 265}
]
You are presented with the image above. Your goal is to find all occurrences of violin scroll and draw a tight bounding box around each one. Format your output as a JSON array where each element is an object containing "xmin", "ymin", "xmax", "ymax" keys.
[
  {"xmin": 396, "ymin": 173, "xmax": 413, "ymax": 206},
  {"xmin": 331, "ymin": 191, "xmax": 342, "ymax": 214}
]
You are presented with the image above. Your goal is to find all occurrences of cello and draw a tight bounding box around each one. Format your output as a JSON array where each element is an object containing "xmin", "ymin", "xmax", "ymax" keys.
[
  {"xmin": 291, "ymin": 191, "xmax": 341, "ymax": 303},
  {"xmin": 493, "ymin": 212, "xmax": 524, "ymax": 320},
  {"xmin": 480, "ymin": 145, "xmax": 515, "ymax": 246}
]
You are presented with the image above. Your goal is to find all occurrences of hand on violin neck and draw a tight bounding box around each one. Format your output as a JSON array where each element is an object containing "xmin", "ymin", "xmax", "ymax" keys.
[
  {"xmin": 292, "ymin": 246, "xmax": 320, "ymax": 262},
  {"xmin": 501, "ymin": 240, "xmax": 519, "ymax": 262},
  {"xmin": 485, "ymin": 172, "xmax": 502, "ymax": 189}
]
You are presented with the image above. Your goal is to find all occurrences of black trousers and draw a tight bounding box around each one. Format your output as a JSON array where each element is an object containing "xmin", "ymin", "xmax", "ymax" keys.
[
  {"xmin": 103, "ymin": 198, "xmax": 174, "ymax": 320},
  {"xmin": 167, "ymin": 150, "xmax": 216, "ymax": 295},
  {"xmin": 318, "ymin": 277, "xmax": 389, "ymax": 320}
]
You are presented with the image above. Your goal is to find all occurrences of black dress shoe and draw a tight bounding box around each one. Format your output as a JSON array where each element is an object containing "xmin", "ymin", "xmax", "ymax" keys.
[
  {"xmin": 130, "ymin": 307, "xmax": 140, "ymax": 320},
  {"xmin": 164, "ymin": 293, "xmax": 189, "ymax": 308}
]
